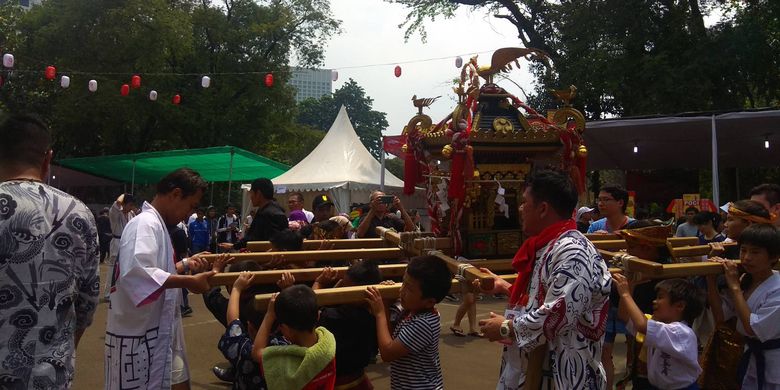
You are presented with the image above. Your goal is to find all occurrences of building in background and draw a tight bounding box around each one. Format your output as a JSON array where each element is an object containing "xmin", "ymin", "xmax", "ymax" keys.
[
  {"xmin": 289, "ymin": 67, "xmax": 332, "ymax": 102},
  {"xmin": 1, "ymin": 0, "xmax": 42, "ymax": 7}
]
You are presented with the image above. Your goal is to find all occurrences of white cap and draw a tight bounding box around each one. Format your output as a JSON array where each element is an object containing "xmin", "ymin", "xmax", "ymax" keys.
[{"xmin": 576, "ymin": 206, "xmax": 596, "ymax": 221}]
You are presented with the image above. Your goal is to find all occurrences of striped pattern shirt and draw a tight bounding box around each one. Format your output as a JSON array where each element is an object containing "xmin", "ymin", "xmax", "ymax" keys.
[{"xmin": 390, "ymin": 310, "xmax": 444, "ymax": 390}]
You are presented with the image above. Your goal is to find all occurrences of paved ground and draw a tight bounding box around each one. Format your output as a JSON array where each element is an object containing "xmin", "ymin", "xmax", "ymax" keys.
[{"xmin": 74, "ymin": 264, "xmax": 628, "ymax": 389}]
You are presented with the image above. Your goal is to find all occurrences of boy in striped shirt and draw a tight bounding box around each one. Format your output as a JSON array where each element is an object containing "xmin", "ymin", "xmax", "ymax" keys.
[{"xmin": 365, "ymin": 255, "xmax": 453, "ymax": 390}]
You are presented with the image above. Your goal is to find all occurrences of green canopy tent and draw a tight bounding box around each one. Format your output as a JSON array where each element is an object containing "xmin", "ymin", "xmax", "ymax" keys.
[{"xmin": 58, "ymin": 146, "xmax": 289, "ymax": 203}]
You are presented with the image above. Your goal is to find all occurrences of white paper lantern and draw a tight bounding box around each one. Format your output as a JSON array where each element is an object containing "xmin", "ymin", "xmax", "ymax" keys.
[
  {"xmin": 201, "ymin": 76, "xmax": 211, "ymax": 88},
  {"xmin": 88, "ymin": 79, "xmax": 98, "ymax": 92},
  {"xmin": 60, "ymin": 75, "xmax": 70, "ymax": 88},
  {"xmin": 455, "ymin": 56, "xmax": 463, "ymax": 68},
  {"xmin": 2, "ymin": 53, "xmax": 14, "ymax": 68},
  {"xmin": 149, "ymin": 90, "xmax": 158, "ymax": 101},
  {"xmin": 331, "ymin": 70, "xmax": 338, "ymax": 82}
]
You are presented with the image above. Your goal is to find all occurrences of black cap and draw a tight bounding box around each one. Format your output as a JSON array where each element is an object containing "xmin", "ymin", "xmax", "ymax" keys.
[
  {"xmin": 312, "ymin": 194, "xmax": 334, "ymax": 210},
  {"xmin": 250, "ymin": 178, "xmax": 274, "ymax": 199}
]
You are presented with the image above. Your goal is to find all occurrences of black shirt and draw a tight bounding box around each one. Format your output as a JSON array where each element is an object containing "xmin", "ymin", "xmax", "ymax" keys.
[
  {"xmin": 359, "ymin": 213, "xmax": 405, "ymax": 238},
  {"xmin": 97, "ymin": 214, "xmax": 112, "ymax": 245},
  {"xmin": 319, "ymin": 305, "xmax": 378, "ymax": 376},
  {"xmin": 233, "ymin": 200, "xmax": 288, "ymax": 250}
]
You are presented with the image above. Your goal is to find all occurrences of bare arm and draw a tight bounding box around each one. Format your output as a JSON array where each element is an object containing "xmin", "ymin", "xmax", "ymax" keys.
[
  {"xmin": 365, "ymin": 287, "xmax": 410, "ymax": 362},
  {"xmin": 356, "ymin": 209, "xmax": 375, "ymax": 238},
  {"xmin": 613, "ymin": 273, "xmax": 648, "ymax": 334},
  {"xmin": 252, "ymin": 294, "xmax": 277, "ymax": 362}
]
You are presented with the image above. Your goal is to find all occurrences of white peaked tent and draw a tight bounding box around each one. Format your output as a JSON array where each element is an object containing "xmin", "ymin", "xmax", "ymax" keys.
[{"xmin": 271, "ymin": 106, "xmax": 411, "ymax": 213}]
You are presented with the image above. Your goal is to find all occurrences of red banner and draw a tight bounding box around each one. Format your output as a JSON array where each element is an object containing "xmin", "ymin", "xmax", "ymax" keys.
[{"xmin": 382, "ymin": 135, "xmax": 406, "ymax": 158}]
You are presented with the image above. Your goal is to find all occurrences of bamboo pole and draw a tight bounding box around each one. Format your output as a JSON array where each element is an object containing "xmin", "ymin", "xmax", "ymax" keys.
[
  {"xmin": 201, "ymin": 247, "xmax": 405, "ymax": 264},
  {"xmin": 246, "ymin": 238, "xmax": 387, "ymax": 252}
]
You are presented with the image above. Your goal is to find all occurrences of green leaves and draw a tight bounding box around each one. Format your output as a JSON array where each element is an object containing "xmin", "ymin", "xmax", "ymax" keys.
[{"xmin": 0, "ymin": 0, "xmax": 340, "ymax": 165}]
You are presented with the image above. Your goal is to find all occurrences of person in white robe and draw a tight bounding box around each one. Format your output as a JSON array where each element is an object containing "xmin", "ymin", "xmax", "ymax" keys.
[
  {"xmin": 709, "ymin": 223, "xmax": 780, "ymax": 390},
  {"xmin": 104, "ymin": 169, "xmax": 231, "ymax": 390}
]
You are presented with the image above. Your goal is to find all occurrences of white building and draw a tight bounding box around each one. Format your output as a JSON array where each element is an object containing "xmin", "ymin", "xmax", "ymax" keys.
[{"xmin": 289, "ymin": 67, "xmax": 332, "ymax": 102}]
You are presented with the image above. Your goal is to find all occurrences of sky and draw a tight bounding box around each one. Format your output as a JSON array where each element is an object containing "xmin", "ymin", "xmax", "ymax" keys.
[{"xmin": 314, "ymin": 0, "xmax": 537, "ymax": 137}]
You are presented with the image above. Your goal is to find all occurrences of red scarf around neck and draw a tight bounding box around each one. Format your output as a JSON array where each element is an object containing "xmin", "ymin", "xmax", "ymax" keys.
[{"xmin": 509, "ymin": 219, "xmax": 577, "ymax": 307}]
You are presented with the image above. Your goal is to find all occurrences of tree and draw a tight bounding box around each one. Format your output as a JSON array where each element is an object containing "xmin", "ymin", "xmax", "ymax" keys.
[
  {"xmin": 0, "ymin": 0, "xmax": 340, "ymax": 162},
  {"xmin": 297, "ymin": 79, "xmax": 389, "ymax": 160},
  {"xmin": 386, "ymin": 0, "xmax": 780, "ymax": 118},
  {"xmin": 384, "ymin": 156, "xmax": 405, "ymax": 180}
]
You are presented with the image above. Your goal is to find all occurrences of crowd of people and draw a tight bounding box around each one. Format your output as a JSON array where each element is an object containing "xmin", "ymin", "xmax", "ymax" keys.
[{"xmin": 1, "ymin": 112, "xmax": 779, "ymax": 390}]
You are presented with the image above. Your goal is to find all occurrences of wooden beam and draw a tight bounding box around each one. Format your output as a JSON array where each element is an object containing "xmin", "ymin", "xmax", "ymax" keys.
[
  {"xmin": 590, "ymin": 240, "xmax": 628, "ymax": 251},
  {"xmin": 585, "ymin": 233, "xmax": 620, "ymax": 241},
  {"xmin": 254, "ymin": 274, "xmax": 518, "ymax": 310},
  {"xmin": 201, "ymin": 248, "xmax": 405, "ymax": 264},
  {"xmin": 246, "ymin": 238, "xmax": 387, "ymax": 252},
  {"xmin": 669, "ymin": 242, "xmax": 738, "ymax": 258},
  {"xmin": 590, "ymin": 237, "xmax": 700, "ymax": 252}
]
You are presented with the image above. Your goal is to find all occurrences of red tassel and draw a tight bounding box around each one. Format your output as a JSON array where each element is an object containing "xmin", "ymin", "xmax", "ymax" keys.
[
  {"xmin": 449, "ymin": 152, "xmax": 466, "ymax": 200},
  {"xmin": 404, "ymin": 150, "xmax": 417, "ymax": 195}
]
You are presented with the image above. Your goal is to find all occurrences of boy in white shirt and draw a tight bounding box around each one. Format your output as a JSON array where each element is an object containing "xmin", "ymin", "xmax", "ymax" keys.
[{"xmin": 613, "ymin": 274, "xmax": 705, "ymax": 390}]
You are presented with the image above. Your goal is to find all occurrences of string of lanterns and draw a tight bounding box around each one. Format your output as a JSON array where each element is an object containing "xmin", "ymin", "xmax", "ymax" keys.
[{"xmin": 1, "ymin": 49, "xmax": 481, "ymax": 103}]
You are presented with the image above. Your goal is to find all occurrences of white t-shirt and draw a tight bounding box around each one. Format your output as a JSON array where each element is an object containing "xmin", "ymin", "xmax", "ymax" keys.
[
  {"xmin": 105, "ymin": 202, "xmax": 183, "ymax": 389},
  {"xmin": 627, "ymin": 319, "xmax": 701, "ymax": 389}
]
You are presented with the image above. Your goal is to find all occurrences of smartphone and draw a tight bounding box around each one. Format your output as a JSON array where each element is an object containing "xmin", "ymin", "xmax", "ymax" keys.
[{"xmin": 379, "ymin": 195, "xmax": 395, "ymax": 204}]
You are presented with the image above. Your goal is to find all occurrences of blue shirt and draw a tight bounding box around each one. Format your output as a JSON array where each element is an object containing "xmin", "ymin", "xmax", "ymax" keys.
[
  {"xmin": 188, "ymin": 219, "xmax": 210, "ymax": 247},
  {"xmin": 587, "ymin": 216, "xmax": 634, "ymax": 233}
]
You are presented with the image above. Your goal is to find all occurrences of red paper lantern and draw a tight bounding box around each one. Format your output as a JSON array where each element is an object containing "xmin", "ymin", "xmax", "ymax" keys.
[
  {"xmin": 130, "ymin": 74, "xmax": 141, "ymax": 89},
  {"xmin": 394, "ymin": 65, "xmax": 402, "ymax": 78},
  {"xmin": 45, "ymin": 66, "xmax": 56, "ymax": 80},
  {"xmin": 172, "ymin": 94, "xmax": 181, "ymax": 105},
  {"xmin": 264, "ymin": 73, "xmax": 274, "ymax": 87},
  {"xmin": 120, "ymin": 84, "xmax": 130, "ymax": 96}
]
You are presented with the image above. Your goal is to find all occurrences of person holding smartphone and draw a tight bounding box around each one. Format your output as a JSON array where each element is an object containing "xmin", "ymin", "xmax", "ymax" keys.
[{"xmin": 356, "ymin": 190, "xmax": 415, "ymax": 238}]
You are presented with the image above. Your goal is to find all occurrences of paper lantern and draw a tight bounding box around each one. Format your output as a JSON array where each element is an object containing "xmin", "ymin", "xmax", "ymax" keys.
[
  {"xmin": 455, "ymin": 56, "xmax": 463, "ymax": 68},
  {"xmin": 394, "ymin": 65, "xmax": 402, "ymax": 77},
  {"xmin": 331, "ymin": 70, "xmax": 338, "ymax": 82},
  {"xmin": 264, "ymin": 73, "xmax": 274, "ymax": 87},
  {"xmin": 172, "ymin": 94, "xmax": 181, "ymax": 105},
  {"xmin": 60, "ymin": 75, "xmax": 70, "ymax": 88},
  {"xmin": 2, "ymin": 53, "xmax": 14, "ymax": 68},
  {"xmin": 130, "ymin": 75, "xmax": 141, "ymax": 89},
  {"xmin": 88, "ymin": 79, "xmax": 98, "ymax": 92},
  {"xmin": 120, "ymin": 84, "xmax": 130, "ymax": 96},
  {"xmin": 45, "ymin": 66, "xmax": 56, "ymax": 80},
  {"xmin": 149, "ymin": 90, "xmax": 158, "ymax": 101},
  {"xmin": 201, "ymin": 76, "xmax": 211, "ymax": 88}
]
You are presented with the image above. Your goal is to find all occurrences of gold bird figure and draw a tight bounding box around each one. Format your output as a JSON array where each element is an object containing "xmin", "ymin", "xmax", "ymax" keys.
[{"xmin": 550, "ymin": 85, "xmax": 578, "ymax": 106}]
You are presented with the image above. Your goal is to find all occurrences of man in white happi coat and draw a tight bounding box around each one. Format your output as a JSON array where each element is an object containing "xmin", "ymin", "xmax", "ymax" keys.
[
  {"xmin": 478, "ymin": 170, "xmax": 612, "ymax": 389},
  {"xmin": 105, "ymin": 168, "xmax": 231, "ymax": 390}
]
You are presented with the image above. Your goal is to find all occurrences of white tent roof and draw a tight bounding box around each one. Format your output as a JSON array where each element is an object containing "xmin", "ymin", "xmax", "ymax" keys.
[{"xmin": 273, "ymin": 105, "xmax": 405, "ymax": 192}]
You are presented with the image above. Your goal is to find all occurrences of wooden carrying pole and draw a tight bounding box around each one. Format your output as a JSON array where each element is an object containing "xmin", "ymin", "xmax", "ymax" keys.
[
  {"xmin": 376, "ymin": 227, "xmax": 496, "ymax": 291},
  {"xmin": 599, "ymin": 248, "xmax": 737, "ymax": 279},
  {"xmin": 246, "ymin": 238, "xmax": 387, "ymax": 252},
  {"xmin": 590, "ymin": 237, "xmax": 702, "ymax": 251},
  {"xmin": 669, "ymin": 242, "xmax": 738, "ymax": 258},
  {"xmin": 208, "ymin": 260, "xmax": 520, "ymax": 287},
  {"xmin": 201, "ymin": 247, "xmax": 405, "ymax": 265},
  {"xmin": 254, "ymin": 274, "xmax": 518, "ymax": 310}
]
